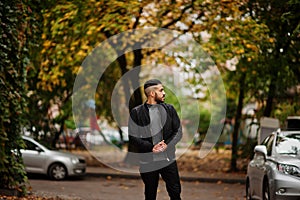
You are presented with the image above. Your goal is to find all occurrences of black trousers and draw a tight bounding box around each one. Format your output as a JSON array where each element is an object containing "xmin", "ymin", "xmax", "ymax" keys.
[{"xmin": 140, "ymin": 160, "xmax": 181, "ymax": 200}]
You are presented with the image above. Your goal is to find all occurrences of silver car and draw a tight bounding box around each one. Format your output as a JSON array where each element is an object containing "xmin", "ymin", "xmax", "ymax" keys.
[
  {"xmin": 21, "ymin": 136, "xmax": 86, "ymax": 180},
  {"xmin": 246, "ymin": 130, "xmax": 300, "ymax": 200}
]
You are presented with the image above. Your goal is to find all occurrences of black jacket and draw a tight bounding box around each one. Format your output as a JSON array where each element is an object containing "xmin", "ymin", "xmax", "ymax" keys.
[{"xmin": 128, "ymin": 102, "xmax": 182, "ymax": 163}]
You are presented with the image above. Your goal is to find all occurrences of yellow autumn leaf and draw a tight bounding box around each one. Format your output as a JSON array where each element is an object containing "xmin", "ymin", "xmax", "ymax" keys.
[
  {"xmin": 236, "ymin": 48, "xmax": 244, "ymax": 54},
  {"xmin": 269, "ymin": 38, "xmax": 275, "ymax": 43},
  {"xmin": 73, "ymin": 65, "xmax": 81, "ymax": 74},
  {"xmin": 73, "ymin": 40, "xmax": 80, "ymax": 46},
  {"xmin": 61, "ymin": 80, "xmax": 67, "ymax": 87},
  {"xmin": 245, "ymin": 44, "xmax": 251, "ymax": 49},
  {"xmin": 87, "ymin": 26, "xmax": 97, "ymax": 35},
  {"xmin": 81, "ymin": 44, "xmax": 90, "ymax": 50},
  {"xmin": 41, "ymin": 59, "xmax": 50, "ymax": 67},
  {"xmin": 43, "ymin": 40, "xmax": 52, "ymax": 48},
  {"xmin": 47, "ymin": 84, "xmax": 53, "ymax": 92},
  {"xmin": 88, "ymin": 18, "xmax": 95, "ymax": 24},
  {"xmin": 245, "ymin": 44, "xmax": 258, "ymax": 51},
  {"xmin": 96, "ymin": 24, "xmax": 105, "ymax": 32},
  {"xmin": 76, "ymin": 50, "xmax": 87, "ymax": 57},
  {"xmin": 86, "ymin": 30, "xmax": 93, "ymax": 35}
]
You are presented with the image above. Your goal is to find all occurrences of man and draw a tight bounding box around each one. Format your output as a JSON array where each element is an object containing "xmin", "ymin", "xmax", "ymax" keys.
[{"xmin": 128, "ymin": 79, "xmax": 182, "ymax": 200}]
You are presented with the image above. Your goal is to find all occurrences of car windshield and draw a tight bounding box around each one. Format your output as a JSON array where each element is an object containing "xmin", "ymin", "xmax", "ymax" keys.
[{"xmin": 275, "ymin": 134, "xmax": 300, "ymax": 155}]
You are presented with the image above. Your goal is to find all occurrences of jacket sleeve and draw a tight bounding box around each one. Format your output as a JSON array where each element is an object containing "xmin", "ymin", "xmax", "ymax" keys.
[
  {"xmin": 165, "ymin": 105, "xmax": 182, "ymax": 147},
  {"xmin": 128, "ymin": 108, "xmax": 154, "ymax": 153}
]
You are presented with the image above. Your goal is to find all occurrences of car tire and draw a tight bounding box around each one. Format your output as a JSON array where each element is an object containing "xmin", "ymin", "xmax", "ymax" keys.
[
  {"xmin": 246, "ymin": 179, "xmax": 252, "ymax": 200},
  {"xmin": 263, "ymin": 178, "xmax": 270, "ymax": 200},
  {"xmin": 48, "ymin": 163, "xmax": 67, "ymax": 180}
]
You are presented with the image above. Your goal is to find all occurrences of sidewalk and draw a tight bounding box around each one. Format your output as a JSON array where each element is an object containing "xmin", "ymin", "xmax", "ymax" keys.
[
  {"xmin": 73, "ymin": 148, "xmax": 247, "ymax": 184},
  {"xmin": 86, "ymin": 166, "xmax": 246, "ymax": 184}
]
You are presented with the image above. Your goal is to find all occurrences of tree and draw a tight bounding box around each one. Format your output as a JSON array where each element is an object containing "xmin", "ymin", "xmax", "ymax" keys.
[
  {"xmin": 201, "ymin": 0, "xmax": 300, "ymax": 170},
  {"xmin": 34, "ymin": 0, "xmax": 201, "ymax": 146},
  {"xmin": 245, "ymin": 0, "xmax": 300, "ymax": 117},
  {"xmin": 27, "ymin": 0, "xmax": 299, "ymax": 171},
  {"xmin": 193, "ymin": 0, "xmax": 272, "ymax": 171}
]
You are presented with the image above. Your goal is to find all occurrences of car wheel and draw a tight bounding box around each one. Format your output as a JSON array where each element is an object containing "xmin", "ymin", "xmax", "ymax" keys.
[
  {"xmin": 49, "ymin": 163, "xmax": 67, "ymax": 180},
  {"xmin": 246, "ymin": 179, "xmax": 252, "ymax": 200},
  {"xmin": 263, "ymin": 179, "xmax": 270, "ymax": 200}
]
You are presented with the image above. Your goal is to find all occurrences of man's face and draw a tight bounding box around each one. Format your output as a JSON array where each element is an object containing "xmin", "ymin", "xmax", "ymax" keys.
[{"xmin": 154, "ymin": 84, "xmax": 165, "ymax": 103}]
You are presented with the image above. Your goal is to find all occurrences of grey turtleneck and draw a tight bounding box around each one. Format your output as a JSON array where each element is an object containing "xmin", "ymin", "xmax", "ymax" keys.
[{"xmin": 148, "ymin": 104, "xmax": 167, "ymax": 161}]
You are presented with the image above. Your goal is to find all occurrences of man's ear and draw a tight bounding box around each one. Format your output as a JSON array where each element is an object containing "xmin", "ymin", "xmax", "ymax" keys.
[{"xmin": 149, "ymin": 90, "xmax": 155, "ymax": 97}]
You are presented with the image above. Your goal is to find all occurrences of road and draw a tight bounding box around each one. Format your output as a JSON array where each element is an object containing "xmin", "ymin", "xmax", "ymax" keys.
[{"xmin": 28, "ymin": 175, "xmax": 246, "ymax": 200}]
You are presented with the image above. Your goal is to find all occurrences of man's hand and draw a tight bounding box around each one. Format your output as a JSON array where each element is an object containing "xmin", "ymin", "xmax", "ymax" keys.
[{"xmin": 152, "ymin": 140, "xmax": 167, "ymax": 153}]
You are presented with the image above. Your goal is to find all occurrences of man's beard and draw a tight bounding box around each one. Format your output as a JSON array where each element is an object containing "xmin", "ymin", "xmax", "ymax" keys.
[{"xmin": 155, "ymin": 93, "xmax": 165, "ymax": 103}]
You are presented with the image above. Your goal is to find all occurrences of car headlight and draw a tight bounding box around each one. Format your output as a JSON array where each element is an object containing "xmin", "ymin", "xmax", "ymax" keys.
[
  {"xmin": 71, "ymin": 157, "xmax": 79, "ymax": 164},
  {"xmin": 277, "ymin": 163, "xmax": 300, "ymax": 176}
]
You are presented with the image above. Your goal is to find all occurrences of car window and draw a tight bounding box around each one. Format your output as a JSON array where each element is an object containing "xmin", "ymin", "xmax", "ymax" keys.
[
  {"xmin": 24, "ymin": 140, "xmax": 38, "ymax": 150},
  {"xmin": 265, "ymin": 135, "xmax": 274, "ymax": 156},
  {"xmin": 261, "ymin": 135, "xmax": 271, "ymax": 146},
  {"xmin": 275, "ymin": 134, "xmax": 300, "ymax": 155}
]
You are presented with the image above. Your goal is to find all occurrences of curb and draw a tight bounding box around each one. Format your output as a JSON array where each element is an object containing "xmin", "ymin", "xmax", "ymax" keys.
[
  {"xmin": 86, "ymin": 170, "xmax": 246, "ymax": 184},
  {"xmin": 180, "ymin": 176, "xmax": 245, "ymax": 184}
]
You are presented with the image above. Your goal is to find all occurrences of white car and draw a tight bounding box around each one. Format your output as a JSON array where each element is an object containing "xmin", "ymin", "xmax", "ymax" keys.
[
  {"xmin": 246, "ymin": 130, "xmax": 300, "ymax": 200},
  {"xmin": 21, "ymin": 136, "xmax": 86, "ymax": 180}
]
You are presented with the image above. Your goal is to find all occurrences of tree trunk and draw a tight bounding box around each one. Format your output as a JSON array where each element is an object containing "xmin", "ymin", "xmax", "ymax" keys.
[
  {"xmin": 130, "ymin": 49, "xmax": 143, "ymax": 110},
  {"xmin": 117, "ymin": 54, "xmax": 131, "ymax": 105},
  {"xmin": 231, "ymin": 72, "xmax": 246, "ymax": 171},
  {"xmin": 263, "ymin": 76, "xmax": 276, "ymax": 117},
  {"xmin": 124, "ymin": 49, "xmax": 143, "ymax": 166},
  {"xmin": 52, "ymin": 120, "xmax": 65, "ymax": 149}
]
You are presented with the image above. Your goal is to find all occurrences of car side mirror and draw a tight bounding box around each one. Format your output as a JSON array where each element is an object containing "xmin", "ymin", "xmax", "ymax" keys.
[
  {"xmin": 35, "ymin": 146, "xmax": 43, "ymax": 152},
  {"xmin": 254, "ymin": 145, "xmax": 267, "ymax": 156}
]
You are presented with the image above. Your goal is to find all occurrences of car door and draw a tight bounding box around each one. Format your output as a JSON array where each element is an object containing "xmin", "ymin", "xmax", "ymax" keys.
[
  {"xmin": 21, "ymin": 139, "xmax": 47, "ymax": 173},
  {"xmin": 256, "ymin": 134, "xmax": 275, "ymax": 197},
  {"xmin": 249, "ymin": 150, "xmax": 266, "ymax": 198}
]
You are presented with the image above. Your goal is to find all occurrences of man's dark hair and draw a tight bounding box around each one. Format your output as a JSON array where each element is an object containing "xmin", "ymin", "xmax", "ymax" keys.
[{"xmin": 143, "ymin": 79, "xmax": 162, "ymax": 90}]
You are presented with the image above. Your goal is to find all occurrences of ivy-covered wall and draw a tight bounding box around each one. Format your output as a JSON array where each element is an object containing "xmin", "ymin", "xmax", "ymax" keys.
[{"xmin": 0, "ymin": 0, "xmax": 31, "ymax": 194}]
